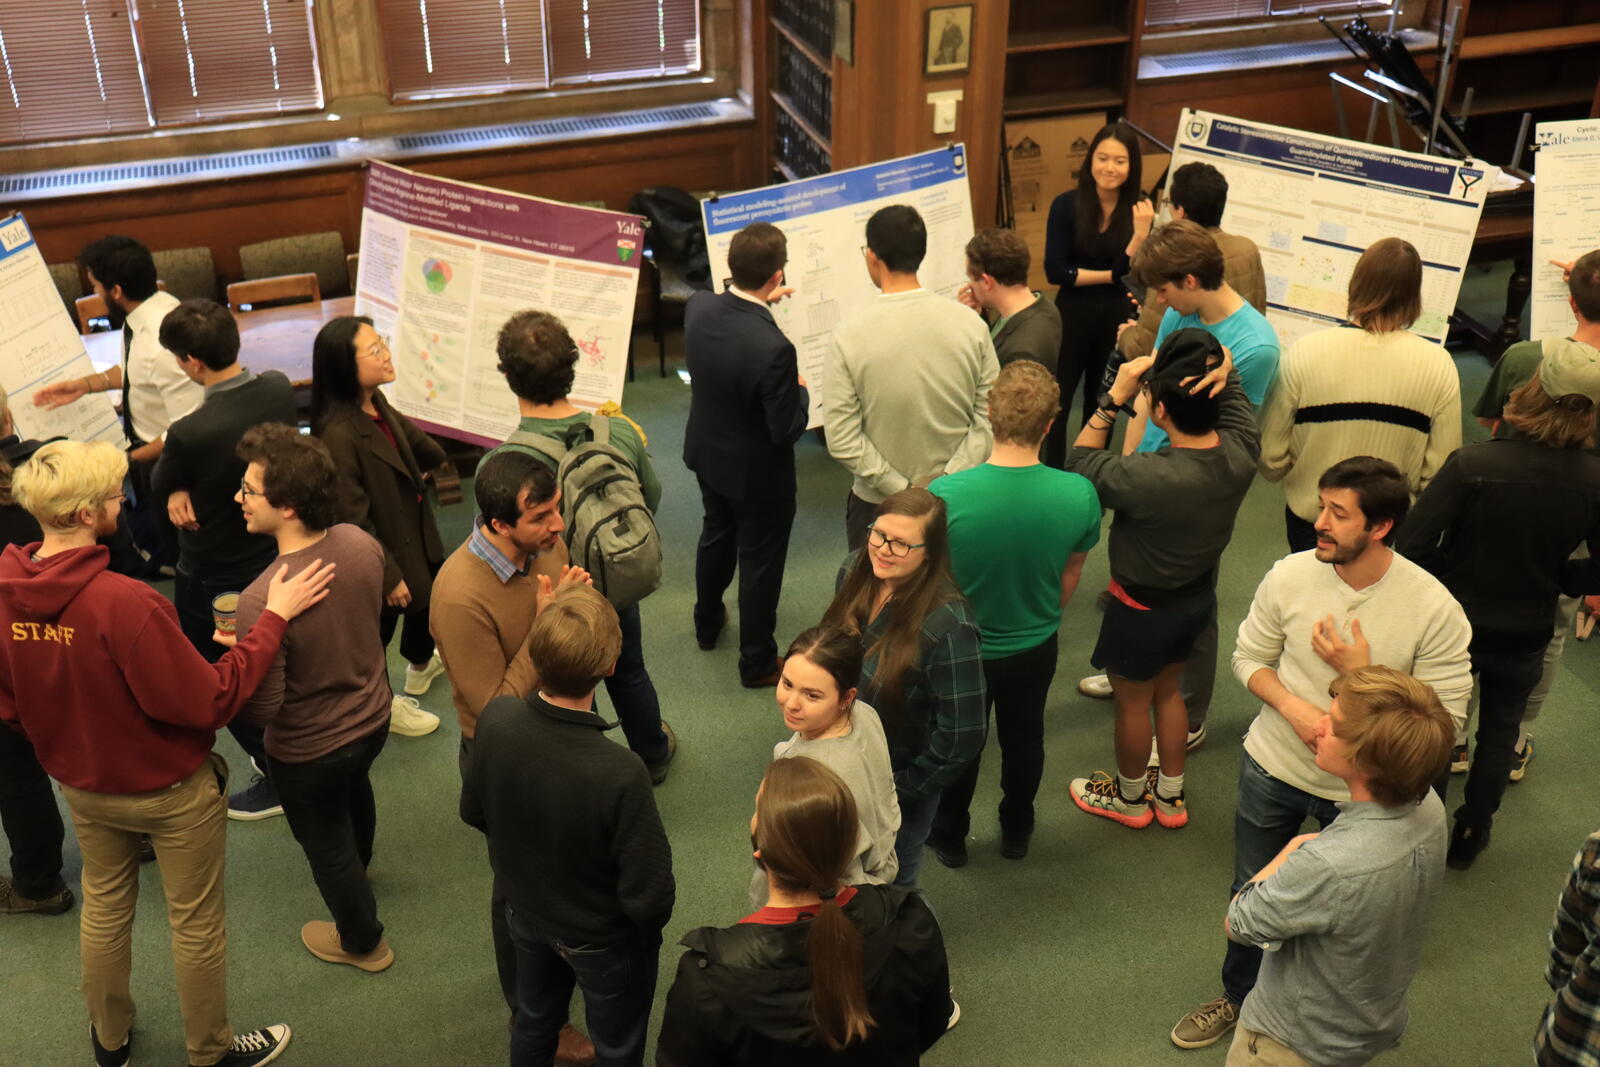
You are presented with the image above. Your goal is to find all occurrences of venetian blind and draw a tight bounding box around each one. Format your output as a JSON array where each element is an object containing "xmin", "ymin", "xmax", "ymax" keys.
[
  {"xmin": 545, "ymin": 0, "xmax": 701, "ymax": 85},
  {"xmin": 1147, "ymin": 0, "xmax": 1383, "ymax": 26},
  {"xmin": 377, "ymin": 0, "xmax": 549, "ymax": 101},
  {"xmin": 0, "ymin": 2, "xmax": 150, "ymax": 146},
  {"xmin": 135, "ymin": 0, "xmax": 322, "ymax": 125}
]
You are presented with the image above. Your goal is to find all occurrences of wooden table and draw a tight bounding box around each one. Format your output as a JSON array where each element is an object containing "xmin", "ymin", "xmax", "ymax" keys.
[
  {"xmin": 1454, "ymin": 196, "xmax": 1533, "ymax": 363},
  {"xmin": 86, "ymin": 296, "xmax": 356, "ymax": 385}
]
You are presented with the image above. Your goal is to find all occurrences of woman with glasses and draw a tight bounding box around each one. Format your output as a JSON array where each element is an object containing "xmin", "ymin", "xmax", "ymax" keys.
[
  {"xmin": 820, "ymin": 488, "xmax": 984, "ymax": 888},
  {"xmin": 310, "ymin": 316, "xmax": 445, "ymax": 738}
]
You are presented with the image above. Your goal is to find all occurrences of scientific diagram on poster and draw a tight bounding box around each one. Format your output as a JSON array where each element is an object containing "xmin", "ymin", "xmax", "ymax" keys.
[
  {"xmin": 1168, "ymin": 110, "xmax": 1493, "ymax": 350},
  {"xmin": 0, "ymin": 213, "xmax": 125, "ymax": 446},
  {"xmin": 701, "ymin": 146, "xmax": 975, "ymax": 427},
  {"xmin": 355, "ymin": 161, "xmax": 644, "ymax": 445},
  {"xmin": 1532, "ymin": 119, "xmax": 1600, "ymax": 339}
]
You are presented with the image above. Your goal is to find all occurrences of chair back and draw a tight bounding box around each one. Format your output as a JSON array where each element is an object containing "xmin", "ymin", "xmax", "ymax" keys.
[
  {"xmin": 152, "ymin": 247, "xmax": 219, "ymax": 302},
  {"xmin": 226, "ymin": 272, "xmax": 321, "ymax": 314},
  {"xmin": 239, "ymin": 232, "xmax": 348, "ymax": 296},
  {"xmin": 74, "ymin": 293, "xmax": 107, "ymax": 335},
  {"xmin": 346, "ymin": 252, "xmax": 359, "ymax": 291}
]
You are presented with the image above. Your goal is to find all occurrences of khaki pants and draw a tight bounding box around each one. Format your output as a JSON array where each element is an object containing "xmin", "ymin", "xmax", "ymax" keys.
[
  {"xmin": 1226, "ymin": 1026, "xmax": 1313, "ymax": 1067},
  {"xmin": 61, "ymin": 753, "xmax": 233, "ymax": 1066}
]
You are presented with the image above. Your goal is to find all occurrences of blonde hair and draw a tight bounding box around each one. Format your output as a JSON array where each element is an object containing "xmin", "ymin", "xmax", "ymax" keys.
[
  {"xmin": 11, "ymin": 441, "xmax": 127, "ymax": 534},
  {"xmin": 988, "ymin": 359, "xmax": 1060, "ymax": 445},
  {"xmin": 1328, "ymin": 666, "xmax": 1454, "ymax": 806},
  {"xmin": 527, "ymin": 583, "xmax": 622, "ymax": 697},
  {"xmin": 1503, "ymin": 369, "xmax": 1598, "ymax": 450},
  {"xmin": 1346, "ymin": 238, "xmax": 1422, "ymax": 333}
]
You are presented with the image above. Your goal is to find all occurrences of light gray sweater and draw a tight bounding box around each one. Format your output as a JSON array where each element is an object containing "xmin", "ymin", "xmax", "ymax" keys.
[
  {"xmin": 1232, "ymin": 549, "xmax": 1472, "ymax": 801},
  {"xmin": 823, "ymin": 289, "xmax": 999, "ymax": 503},
  {"xmin": 748, "ymin": 701, "xmax": 902, "ymax": 908}
]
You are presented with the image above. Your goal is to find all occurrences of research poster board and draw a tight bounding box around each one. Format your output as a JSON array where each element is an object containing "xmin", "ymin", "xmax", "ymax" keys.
[
  {"xmin": 701, "ymin": 145, "xmax": 975, "ymax": 427},
  {"xmin": 355, "ymin": 161, "xmax": 645, "ymax": 447},
  {"xmin": 1169, "ymin": 110, "xmax": 1493, "ymax": 350},
  {"xmin": 1532, "ymin": 119, "xmax": 1600, "ymax": 340},
  {"xmin": 1005, "ymin": 114, "xmax": 1106, "ymax": 292},
  {"xmin": 0, "ymin": 214, "xmax": 125, "ymax": 446}
]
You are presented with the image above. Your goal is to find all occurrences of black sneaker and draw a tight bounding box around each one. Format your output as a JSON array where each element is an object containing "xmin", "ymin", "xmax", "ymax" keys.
[
  {"xmin": 90, "ymin": 1025, "xmax": 129, "ymax": 1067},
  {"xmin": 196, "ymin": 1024, "xmax": 291, "ymax": 1067},
  {"xmin": 646, "ymin": 722, "xmax": 678, "ymax": 786},
  {"xmin": 1447, "ymin": 820, "xmax": 1491, "ymax": 870},
  {"xmin": 928, "ymin": 834, "xmax": 968, "ymax": 868},
  {"xmin": 999, "ymin": 831, "xmax": 1031, "ymax": 860},
  {"xmin": 228, "ymin": 776, "xmax": 284, "ymax": 821}
]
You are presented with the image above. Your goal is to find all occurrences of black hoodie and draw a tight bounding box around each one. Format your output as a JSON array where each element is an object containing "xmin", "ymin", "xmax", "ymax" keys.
[{"xmin": 656, "ymin": 884, "xmax": 952, "ymax": 1066}]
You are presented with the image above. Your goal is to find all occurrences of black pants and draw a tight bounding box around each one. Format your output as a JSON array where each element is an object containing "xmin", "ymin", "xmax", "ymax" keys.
[
  {"xmin": 176, "ymin": 567, "xmax": 274, "ymax": 779},
  {"xmin": 1458, "ymin": 637, "xmax": 1547, "ymax": 830},
  {"xmin": 693, "ymin": 477, "xmax": 796, "ymax": 684},
  {"xmin": 269, "ymin": 726, "xmax": 388, "ymax": 954},
  {"xmin": 1045, "ymin": 288, "xmax": 1127, "ymax": 468},
  {"xmin": 932, "ymin": 633, "xmax": 1058, "ymax": 841},
  {"xmin": 461, "ymin": 736, "xmax": 519, "ymax": 1014},
  {"xmin": 380, "ymin": 599, "xmax": 435, "ymax": 667},
  {"xmin": 1285, "ymin": 506, "xmax": 1319, "ymax": 554},
  {"xmin": 0, "ymin": 723, "xmax": 67, "ymax": 900},
  {"xmin": 845, "ymin": 491, "xmax": 877, "ymax": 554}
]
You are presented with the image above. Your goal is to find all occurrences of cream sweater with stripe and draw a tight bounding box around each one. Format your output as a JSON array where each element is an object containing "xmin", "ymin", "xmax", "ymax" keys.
[{"xmin": 1258, "ymin": 326, "xmax": 1461, "ymax": 521}]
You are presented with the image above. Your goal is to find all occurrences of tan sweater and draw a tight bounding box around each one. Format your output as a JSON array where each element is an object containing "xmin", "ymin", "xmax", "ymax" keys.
[
  {"xmin": 1118, "ymin": 228, "xmax": 1268, "ymax": 359},
  {"xmin": 1257, "ymin": 326, "xmax": 1462, "ymax": 522},
  {"xmin": 428, "ymin": 535, "xmax": 567, "ymax": 737}
]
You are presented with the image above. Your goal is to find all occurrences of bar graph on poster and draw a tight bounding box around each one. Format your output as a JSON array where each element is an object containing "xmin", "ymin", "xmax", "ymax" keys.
[
  {"xmin": 701, "ymin": 146, "xmax": 975, "ymax": 428},
  {"xmin": 0, "ymin": 213, "xmax": 125, "ymax": 447},
  {"xmin": 355, "ymin": 162, "xmax": 645, "ymax": 446},
  {"xmin": 1167, "ymin": 110, "xmax": 1493, "ymax": 350}
]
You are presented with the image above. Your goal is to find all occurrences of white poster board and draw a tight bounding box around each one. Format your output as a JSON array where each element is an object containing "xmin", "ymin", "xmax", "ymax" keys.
[
  {"xmin": 1169, "ymin": 110, "xmax": 1493, "ymax": 349},
  {"xmin": 0, "ymin": 214, "xmax": 125, "ymax": 446},
  {"xmin": 700, "ymin": 146, "xmax": 975, "ymax": 428},
  {"xmin": 1532, "ymin": 119, "xmax": 1600, "ymax": 339},
  {"xmin": 355, "ymin": 162, "xmax": 645, "ymax": 447}
]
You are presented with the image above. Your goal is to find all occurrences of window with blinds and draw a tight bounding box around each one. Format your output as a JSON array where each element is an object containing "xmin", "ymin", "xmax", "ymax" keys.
[
  {"xmin": 0, "ymin": 0, "xmax": 320, "ymax": 146},
  {"xmin": 1147, "ymin": 0, "xmax": 1387, "ymax": 27},
  {"xmin": 377, "ymin": 0, "xmax": 702, "ymax": 101}
]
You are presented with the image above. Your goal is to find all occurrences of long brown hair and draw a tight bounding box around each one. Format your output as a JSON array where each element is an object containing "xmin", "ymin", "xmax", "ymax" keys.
[
  {"xmin": 820, "ymin": 488, "xmax": 956, "ymax": 720},
  {"xmin": 1504, "ymin": 369, "xmax": 1598, "ymax": 449},
  {"xmin": 755, "ymin": 757, "xmax": 875, "ymax": 1049},
  {"xmin": 1346, "ymin": 237, "xmax": 1422, "ymax": 333},
  {"xmin": 1074, "ymin": 122, "xmax": 1142, "ymax": 252}
]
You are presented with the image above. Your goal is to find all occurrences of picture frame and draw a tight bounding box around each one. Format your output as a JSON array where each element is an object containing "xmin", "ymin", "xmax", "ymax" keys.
[{"xmin": 924, "ymin": 4, "xmax": 973, "ymax": 76}]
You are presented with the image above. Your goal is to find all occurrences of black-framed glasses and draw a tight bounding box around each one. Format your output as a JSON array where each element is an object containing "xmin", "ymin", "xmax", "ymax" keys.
[
  {"xmin": 867, "ymin": 526, "xmax": 924, "ymax": 557},
  {"xmin": 238, "ymin": 480, "xmax": 264, "ymax": 499}
]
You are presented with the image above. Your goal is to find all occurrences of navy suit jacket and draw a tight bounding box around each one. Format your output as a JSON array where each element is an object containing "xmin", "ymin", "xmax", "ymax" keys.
[{"xmin": 682, "ymin": 289, "xmax": 809, "ymax": 502}]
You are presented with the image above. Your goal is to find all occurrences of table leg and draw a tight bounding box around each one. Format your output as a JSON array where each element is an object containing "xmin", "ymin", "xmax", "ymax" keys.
[{"xmin": 1498, "ymin": 251, "xmax": 1532, "ymax": 350}]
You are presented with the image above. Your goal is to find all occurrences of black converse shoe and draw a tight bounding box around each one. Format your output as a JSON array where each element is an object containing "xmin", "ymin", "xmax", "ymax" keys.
[{"xmin": 197, "ymin": 1024, "xmax": 291, "ymax": 1067}]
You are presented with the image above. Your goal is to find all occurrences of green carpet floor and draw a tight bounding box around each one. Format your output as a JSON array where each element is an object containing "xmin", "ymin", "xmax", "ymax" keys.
[{"xmin": 4, "ymin": 261, "xmax": 1584, "ymax": 1066}]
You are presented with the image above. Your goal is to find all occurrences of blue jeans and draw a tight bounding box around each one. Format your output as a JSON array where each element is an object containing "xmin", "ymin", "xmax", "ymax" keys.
[
  {"xmin": 1221, "ymin": 751, "xmax": 1341, "ymax": 1006},
  {"xmin": 504, "ymin": 905, "xmax": 659, "ymax": 1067},
  {"xmin": 602, "ymin": 603, "xmax": 669, "ymax": 766},
  {"xmin": 894, "ymin": 789, "xmax": 942, "ymax": 888}
]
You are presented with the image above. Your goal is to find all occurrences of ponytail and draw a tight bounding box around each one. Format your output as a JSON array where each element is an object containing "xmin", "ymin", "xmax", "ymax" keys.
[{"xmin": 754, "ymin": 757, "xmax": 878, "ymax": 1049}]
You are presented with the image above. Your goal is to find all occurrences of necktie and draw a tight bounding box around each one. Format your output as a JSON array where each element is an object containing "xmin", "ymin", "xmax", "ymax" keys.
[{"xmin": 120, "ymin": 323, "xmax": 135, "ymax": 444}]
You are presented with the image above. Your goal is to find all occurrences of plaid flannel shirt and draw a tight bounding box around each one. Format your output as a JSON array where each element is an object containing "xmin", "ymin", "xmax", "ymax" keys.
[
  {"xmin": 1539, "ymin": 831, "xmax": 1600, "ymax": 1066},
  {"xmin": 838, "ymin": 554, "xmax": 987, "ymax": 800}
]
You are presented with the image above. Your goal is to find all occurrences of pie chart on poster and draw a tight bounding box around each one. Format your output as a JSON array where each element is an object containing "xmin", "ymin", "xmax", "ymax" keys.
[{"xmin": 421, "ymin": 258, "xmax": 453, "ymax": 294}]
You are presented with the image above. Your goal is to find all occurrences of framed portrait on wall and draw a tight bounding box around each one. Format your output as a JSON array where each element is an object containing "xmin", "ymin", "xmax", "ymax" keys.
[{"xmin": 924, "ymin": 4, "xmax": 973, "ymax": 75}]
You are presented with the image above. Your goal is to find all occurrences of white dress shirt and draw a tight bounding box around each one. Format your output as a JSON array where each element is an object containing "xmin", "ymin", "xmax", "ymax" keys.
[{"xmin": 122, "ymin": 290, "xmax": 202, "ymax": 444}]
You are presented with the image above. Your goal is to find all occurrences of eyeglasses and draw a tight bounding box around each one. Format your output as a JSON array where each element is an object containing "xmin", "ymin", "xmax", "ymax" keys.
[
  {"xmin": 101, "ymin": 493, "xmax": 126, "ymax": 506},
  {"xmin": 238, "ymin": 480, "xmax": 264, "ymax": 499},
  {"xmin": 867, "ymin": 527, "xmax": 925, "ymax": 558},
  {"xmin": 358, "ymin": 337, "xmax": 391, "ymax": 361}
]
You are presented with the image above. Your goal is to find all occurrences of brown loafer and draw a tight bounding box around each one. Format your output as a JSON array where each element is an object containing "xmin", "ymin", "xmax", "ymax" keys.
[
  {"xmin": 741, "ymin": 659, "xmax": 784, "ymax": 689},
  {"xmin": 556, "ymin": 1023, "xmax": 596, "ymax": 1065}
]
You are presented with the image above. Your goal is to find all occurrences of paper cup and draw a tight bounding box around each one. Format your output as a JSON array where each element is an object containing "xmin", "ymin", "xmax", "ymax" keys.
[{"xmin": 212, "ymin": 592, "xmax": 241, "ymax": 636}]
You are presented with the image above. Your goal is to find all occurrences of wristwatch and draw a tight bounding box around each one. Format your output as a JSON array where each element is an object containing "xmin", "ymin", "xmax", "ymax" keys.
[{"xmin": 1096, "ymin": 391, "xmax": 1134, "ymax": 417}]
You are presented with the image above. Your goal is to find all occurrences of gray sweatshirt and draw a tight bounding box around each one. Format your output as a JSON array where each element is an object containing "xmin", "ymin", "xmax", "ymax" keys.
[{"xmin": 824, "ymin": 289, "xmax": 999, "ymax": 503}]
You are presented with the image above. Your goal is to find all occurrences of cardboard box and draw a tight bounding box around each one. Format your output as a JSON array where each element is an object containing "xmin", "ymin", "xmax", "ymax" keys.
[{"xmin": 1004, "ymin": 113, "xmax": 1107, "ymax": 293}]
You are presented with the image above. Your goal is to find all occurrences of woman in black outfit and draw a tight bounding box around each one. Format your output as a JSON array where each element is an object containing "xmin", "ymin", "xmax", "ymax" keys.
[
  {"xmin": 657, "ymin": 756, "xmax": 953, "ymax": 1066},
  {"xmin": 1041, "ymin": 121, "xmax": 1155, "ymax": 467}
]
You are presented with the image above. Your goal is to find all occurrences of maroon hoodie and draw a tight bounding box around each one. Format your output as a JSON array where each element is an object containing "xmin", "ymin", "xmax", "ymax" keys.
[{"xmin": 0, "ymin": 542, "xmax": 288, "ymax": 793}]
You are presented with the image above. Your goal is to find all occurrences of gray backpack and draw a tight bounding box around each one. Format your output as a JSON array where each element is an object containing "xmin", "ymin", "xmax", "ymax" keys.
[{"xmin": 505, "ymin": 417, "xmax": 663, "ymax": 609}]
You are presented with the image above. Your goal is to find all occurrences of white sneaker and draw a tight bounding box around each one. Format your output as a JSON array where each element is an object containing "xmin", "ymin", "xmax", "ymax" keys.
[
  {"xmin": 1148, "ymin": 724, "xmax": 1208, "ymax": 767},
  {"xmin": 1078, "ymin": 673, "xmax": 1113, "ymax": 699},
  {"xmin": 946, "ymin": 989, "xmax": 961, "ymax": 1031},
  {"xmin": 404, "ymin": 654, "xmax": 447, "ymax": 696},
  {"xmin": 388, "ymin": 695, "xmax": 440, "ymax": 737}
]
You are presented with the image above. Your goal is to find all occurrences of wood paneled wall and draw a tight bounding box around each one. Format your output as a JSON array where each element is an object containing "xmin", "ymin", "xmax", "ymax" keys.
[{"xmin": 21, "ymin": 122, "xmax": 762, "ymax": 281}]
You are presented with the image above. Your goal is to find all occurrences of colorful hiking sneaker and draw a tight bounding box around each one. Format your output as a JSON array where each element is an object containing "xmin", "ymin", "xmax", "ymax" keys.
[{"xmin": 1069, "ymin": 771, "xmax": 1153, "ymax": 829}]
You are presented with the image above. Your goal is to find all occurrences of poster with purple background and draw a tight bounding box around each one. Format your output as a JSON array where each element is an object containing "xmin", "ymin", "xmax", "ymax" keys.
[{"xmin": 355, "ymin": 161, "xmax": 644, "ymax": 446}]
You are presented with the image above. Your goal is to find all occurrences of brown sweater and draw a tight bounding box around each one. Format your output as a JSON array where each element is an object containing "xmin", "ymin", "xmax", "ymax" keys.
[
  {"xmin": 236, "ymin": 524, "xmax": 392, "ymax": 761},
  {"xmin": 428, "ymin": 533, "xmax": 568, "ymax": 738}
]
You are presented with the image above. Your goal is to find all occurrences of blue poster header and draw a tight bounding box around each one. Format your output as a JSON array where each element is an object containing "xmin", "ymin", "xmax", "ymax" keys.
[
  {"xmin": 703, "ymin": 145, "xmax": 968, "ymax": 235},
  {"xmin": 1195, "ymin": 116, "xmax": 1462, "ymax": 198}
]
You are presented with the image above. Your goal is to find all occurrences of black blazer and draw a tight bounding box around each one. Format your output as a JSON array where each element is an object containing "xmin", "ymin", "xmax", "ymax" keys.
[
  {"xmin": 316, "ymin": 392, "xmax": 447, "ymax": 602},
  {"xmin": 682, "ymin": 289, "xmax": 809, "ymax": 502}
]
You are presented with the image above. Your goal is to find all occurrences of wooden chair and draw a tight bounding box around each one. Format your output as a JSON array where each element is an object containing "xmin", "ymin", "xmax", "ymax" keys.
[
  {"xmin": 225, "ymin": 272, "xmax": 321, "ymax": 314},
  {"xmin": 74, "ymin": 280, "xmax": 169, "ymax": 334}
]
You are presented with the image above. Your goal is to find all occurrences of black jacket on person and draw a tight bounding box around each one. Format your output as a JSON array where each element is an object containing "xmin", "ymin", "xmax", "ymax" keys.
[
  {"xmin": 317, "ymin": 391, "xmax": 446, "ymax": 601},
  {"xmin": 656, "ymin": 884, "xmax": 952, "ymax": 1066},
  {"xmin": 149, "ymin": 370, "xmax": 297, "ymax": 583},
  {"xmin": 682, "ymin": 289, "xmax": 809, "ymax": 503},
  {"xmin": 1399, "ymin": 436, "xmax": 1600, "ymax": 642},
  {"xmin": 460, "ymin": 692, "xmax": 674, "ymax": 948},
  {"xmin": 0, "ymin": 435, "xmax": 51, "ymax": 547}
]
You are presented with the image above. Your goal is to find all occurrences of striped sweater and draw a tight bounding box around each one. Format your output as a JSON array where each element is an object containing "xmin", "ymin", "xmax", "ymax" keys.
[{"xmin": 1258, "ymin": 326, "xmax": 1461, "ymax": 521}]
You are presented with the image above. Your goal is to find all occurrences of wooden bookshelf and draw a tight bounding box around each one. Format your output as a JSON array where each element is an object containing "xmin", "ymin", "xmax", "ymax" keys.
[
  {"xmin": 1459, "ymin": 22, "xmax": 1600, "ymax": 61},
  {"xmin": 769, "ymin": 89, "xmax": 831, "ymax": 154}
]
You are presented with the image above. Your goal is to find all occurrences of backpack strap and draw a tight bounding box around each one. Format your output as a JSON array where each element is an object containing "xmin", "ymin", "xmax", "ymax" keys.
[
  {"xmin": 504, "ymin": 429, "xmax": 569, "ymax": 464},
  {"xmin": 587, "ymin": 414, "xmax": 612, "ymax": 446}
]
